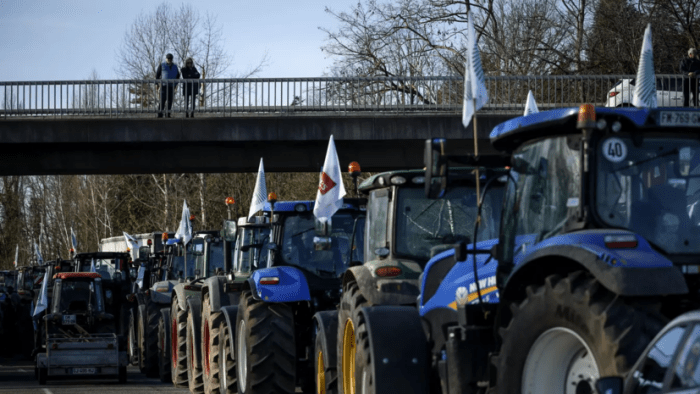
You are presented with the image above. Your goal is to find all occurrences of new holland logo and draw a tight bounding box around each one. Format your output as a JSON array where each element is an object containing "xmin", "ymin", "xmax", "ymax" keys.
[
  {"xmin": 318, "ymin": 172, "xmax": 337, "ymax": 195},
  {"xmin": 455, "ymin": 286, "xmax": 469, "ymax": 306}
]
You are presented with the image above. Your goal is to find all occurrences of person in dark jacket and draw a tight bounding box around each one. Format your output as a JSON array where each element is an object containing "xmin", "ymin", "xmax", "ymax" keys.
[
  {"xmin": 181, "ymin": 58, "xmax": 200, "ymax": 118},
  {"xmin": 155, "ymin": 53, "xmax": 180, "ymax": 118},
  {"xmin": 680, "ymin": 48, "xmax": 700, "ymax": 107}
]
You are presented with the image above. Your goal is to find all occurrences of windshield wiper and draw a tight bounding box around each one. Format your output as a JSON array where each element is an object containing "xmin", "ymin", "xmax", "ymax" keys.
[{"xmin": 291, "ymin": 228, "xmax": 315, "ymax": 238}]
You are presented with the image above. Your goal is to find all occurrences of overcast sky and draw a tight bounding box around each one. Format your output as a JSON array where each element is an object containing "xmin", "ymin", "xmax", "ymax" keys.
[{"xmin": 0, "ymin": 0, "xmax": 355, "ymax": 81}]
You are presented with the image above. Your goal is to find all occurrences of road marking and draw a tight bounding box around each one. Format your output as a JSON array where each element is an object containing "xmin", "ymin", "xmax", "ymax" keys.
[
  {"xmin": 43, "ymin": 389, "xmax": 52, "ymax": 394},
  {"xmin": 17, "ymin": 368, "xmax": 26, "ymax": 372}
]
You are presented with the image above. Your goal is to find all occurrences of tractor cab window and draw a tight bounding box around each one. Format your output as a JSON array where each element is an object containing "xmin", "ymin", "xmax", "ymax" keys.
[
  {"xmin": 193, "ymin": 240, "xmax": 205, "ymax": 275},
  {"xmin": 395, "ymin": 185, "xmax": 496, "ymax": 263},
  {"xmin": 78, "ymin": 258, "xmax": 124, "ymax": 280},
  {"xmin": 206, "ymin": 240, "xmax": 225, "ymax": 277},
  {"xmin": 55, "ymin": 279, "xmax": 104, "ymax": 313},
  {"xmin": 366, "ymin": 189, "xmax": 389, "ymax": 260},
  {"xmin": 629, "ymin": 325, "xmax": 687, "ymax": 393},
  {"xmin": 501, "ymin": 136, "xmax": 581, "ymax": 260},
  {"xmin": 596, "ymin": 136, "xmax": 700, "ymax": 254},
  {"xmin": 279, "ymin": 212, "xmax": 363, "ymax": 278},
  {"xmin": 235, "ymin": 226, "xmax": 271, "ymax": 274}
]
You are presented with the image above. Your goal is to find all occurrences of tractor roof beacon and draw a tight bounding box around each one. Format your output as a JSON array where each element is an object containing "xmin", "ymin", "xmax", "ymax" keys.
[{"xmin": 488, "ymin": 106, "xmax": 700, "ymax": 394}]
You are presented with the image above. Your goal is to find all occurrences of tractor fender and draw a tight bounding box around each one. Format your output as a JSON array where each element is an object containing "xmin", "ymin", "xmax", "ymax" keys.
[
  {"xmin": 220, "ymin": 305, "xmax": 238, "ymax": 357},
  {"xmin": 172, "ymin": 284, "xmax": 189, "ymax": 311},
  {"xmin": 186, "ymin": 297, "xmax": 203, "ymax": 369},
  {"xmin": 202, "ymin": 276, "xmax": 232, "ymax": 313},
  {"xmin": 505, "ymin": 244, "xmax": 688, "ymax": 299},
  {"xmin": 247, "ymin": 267, "xmax": 311, "ymax": 303},
  {"xmin": 359, "ymin": 306, "xmax": 429, "ymax": 394},
  {"xmin": 344, "ymin": 266, "xmax": 420, "ymax": 306},
  {"xmin": 313, "ymin": 310, "xmax": 339, "ymax": 372}
]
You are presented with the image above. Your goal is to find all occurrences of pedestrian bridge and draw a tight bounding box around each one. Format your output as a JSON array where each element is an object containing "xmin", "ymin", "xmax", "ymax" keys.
[{"xmin": 0, "ymin": 74, "xmax": 668, "ymax": 174}]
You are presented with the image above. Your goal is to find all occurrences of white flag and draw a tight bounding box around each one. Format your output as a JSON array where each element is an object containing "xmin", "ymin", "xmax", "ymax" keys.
[
  {"xmin": 248, "ymin": 158, "xmax": 268, "ymax": 220},
  {"xmin": 632, "ymin": 24, "xmax": 657, "ymax": 108},
  {"xmin": 462, "ymin": 12, "xmax": 489, "ymax": 127},
  {"xmin": 13, "ymin": 244, "xmax": 18, "ymax": 268},
  {"xmin": 524, "ymin": 90, "xmax": 539, "ymax": 116},
  {"xmin": 32, "ymin": 270, "xmax": 50, "ymax": 318},
  {"xmin": 123, "ymin": 231, "xmax": 138, "ymax": 250},
  {"xmin": 71, "ymin": 227, "xmax": 78, "ymax": 254},
  {"xmin": 314, "ymin": 135, "xmax": 347, "ymax": 220},
  {"xmin": 34, "ymin": 242, "xmax": 43, "ymax": 266},
  {"xmin": 90, "ymin": 258, "xmax": 97, "ymax": 273},
  {"xmin": 175, "ymin": 200, "xmax": 193, "ymax": 245}
]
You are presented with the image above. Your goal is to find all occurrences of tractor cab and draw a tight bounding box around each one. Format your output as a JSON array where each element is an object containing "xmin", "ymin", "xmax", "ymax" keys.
[
  {"xmin": 266, "ymin": 200, "xmax": 365, "ymax": 288},
  {"xmin": 44, "ymin": 272, "xmax": 113, "ymax": 335},
  {"xmin": 224, "ymin": 215, "xmax": 272, "ymax": 280}
]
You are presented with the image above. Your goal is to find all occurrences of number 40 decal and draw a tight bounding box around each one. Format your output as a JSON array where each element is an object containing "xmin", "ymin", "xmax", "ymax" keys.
[{"xmin": 602, "ymin": 137, "xmax": 627, "ymax": 163}]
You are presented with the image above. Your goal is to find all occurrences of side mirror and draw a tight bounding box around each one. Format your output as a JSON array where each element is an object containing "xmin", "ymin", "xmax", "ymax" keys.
[
  {"xmin": 424, "ymin": 138, "xmax": 448, "ymax": 199},
  {"xmin": 138, "ymin": 246, "xmax": 150, "ymax": 261},
  {"xmin": 194, "ymin": 269, "xmax": 201, "ymax": 278},
  {"xmin": 595, "ymin": 376, "xmax": 623, "ymax": 394},
  {"xmin": 222, "ymin": 220, "xmax": 238, "ymax": 242}
]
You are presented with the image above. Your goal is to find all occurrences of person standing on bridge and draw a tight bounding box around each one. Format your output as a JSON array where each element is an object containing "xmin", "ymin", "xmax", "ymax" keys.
[
  {"xmin": 155, "ymin": 53, "xmax": 180, "ymax": 118},
  {"xmin": 181, "ymin": 57, "xmax": 200, "ymax": 118},
  {"xmin": 680, "ymin": 48, "xmax": 700, "ymax": 107}
]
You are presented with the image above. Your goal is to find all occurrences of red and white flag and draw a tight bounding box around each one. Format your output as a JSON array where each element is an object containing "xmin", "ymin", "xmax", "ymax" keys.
[{"xmin": 314, "ymin": 135, "xmax": 346, "ymax": 220}]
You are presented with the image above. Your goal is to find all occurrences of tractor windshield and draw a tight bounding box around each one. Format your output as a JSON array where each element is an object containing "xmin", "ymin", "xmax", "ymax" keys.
[
  {"xmin": 279, "ymin": 212, "xmax": 364, "ymax": 278},
  {"xmin": 395, "ymin": 186, "xmax": 502, "ymax": 262},
  {"xmin": 77, "ymin": 258, "xmax": 127, "ymax": 280},
  {"xmin": 596, "ymin": 134, "xmax": 700, "ymax": 254}
]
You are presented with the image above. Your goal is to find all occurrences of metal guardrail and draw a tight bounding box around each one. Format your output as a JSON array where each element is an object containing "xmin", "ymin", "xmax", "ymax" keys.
[{"xmin": 0, "ymin": 75, "xmax": 696, "ymax": 118}]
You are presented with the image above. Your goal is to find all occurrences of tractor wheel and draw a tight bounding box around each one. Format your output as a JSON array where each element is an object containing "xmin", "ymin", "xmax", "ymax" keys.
[
  {"xmin": 128, "ymin": 309, "xmax": 138, "ymax": 366},
  {"xmin": 187, "ymin": 310, "xmax": 205, "ymax": 394},
  {"xmin": 315, "ymin": 325, "xmax": 337, "ymax": 394},
  {"xmin": 119, "ymin": 366, "xmax": 127, "ymax": 384},
  {"xmin": 236, "ymin": 290, "xmax": 296, "ymax": 394},
  {"xmin": 139, "ymin": 302, "xmax": 160, "ymax": 377},
  {"xmin": 170, "ymin": 298, "xmax": 188, "ymax": 388},
  {"xmin": 494, "ymin": 271, "xmax": 665, "ymax": 394},
  {"xmin": 202, "ymin": 295, "xmax": 224, "ymax": 394},
  {"xmin": 38, "ymin": 367, "xmax": 47, "ymax": 385},
  {"xmin": 218, "ymin": 320, "xmax": 237, "ymax": 394},
  {"xmin": 337, "ymin": 281, "xmax": 368, "ymax": 394},
  {"xmin": 157, "ymin": 311, "xmax": 172, "ymax": 383}
]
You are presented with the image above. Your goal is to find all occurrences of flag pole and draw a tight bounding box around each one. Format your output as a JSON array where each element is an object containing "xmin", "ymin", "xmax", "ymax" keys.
[{"xmin": 472, "ymin": 98, "xmax": 481, "ymax": 208}]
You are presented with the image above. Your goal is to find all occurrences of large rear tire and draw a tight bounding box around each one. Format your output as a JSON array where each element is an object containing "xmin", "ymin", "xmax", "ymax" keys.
[
  {"xmin": 38, "ymin": 367, "xmax": 47, "ymax": 385},
  {"xmin": 315, "ymin": 325, "xmax": 338, "ymax": 394},
  {"xmin": 219, "ymin": 320, "xmax": 237, "ymax": 394},
  {"xmin": 236, "ymin": 290, "xmax": 296, "ymax": 394},
  {"xmin": 119, "ymin": 366, "xmax": 127, "ymax": 384},
  {"xmin": 138, "ymin": 301, "xmax": 160, "ymax": 377},
  {"xmin": 128, "ymin": 308, "xmax": 138, "ymax": 366},
  {"xmin": 170, "ymin": 298, "xmax": 188, "ymax": 388},
  {"xmin": 202, "ymin": 295, "xmax": 224, "ymax": 394},
  {"xmin": 337, "ymin": 281, "xmax": 368, "ymax": 394},
  {"xmin": 495, "ymin": 271, "xmax": 665, "ymax": 394},
  {"xmin": 157, "ymin": 310, "xmax": 172, "ymax": 383},
  {"xmin": 187, "ymin": 309, "xmax": 205, "ymax": 394}
]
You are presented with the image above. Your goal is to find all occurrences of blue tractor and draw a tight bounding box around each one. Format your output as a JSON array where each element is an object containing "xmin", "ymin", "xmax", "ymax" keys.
[
  {"xmin": 217, "ymin": 198, "xmax": 365, "ymax": 394},
  {"xmin": 360, "ymin": 105, "xmax": 700, "ymax": 394}
]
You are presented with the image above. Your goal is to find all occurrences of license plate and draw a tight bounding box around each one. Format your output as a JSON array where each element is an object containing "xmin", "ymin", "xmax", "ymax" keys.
[
  {"xmin": 72, "ymin": 368, "xmax": 96, "ymax": 375},
  {"xmin": 659, "ymin": 111, "xmax": 700, "ymax": 127},
  {"xmin": 62, "ymin": 315, "xmax": 76, "ymax": 325}
]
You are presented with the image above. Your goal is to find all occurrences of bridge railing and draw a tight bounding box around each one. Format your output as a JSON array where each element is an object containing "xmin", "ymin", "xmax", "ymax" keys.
[{"xmin": 0, "ymin": 75, "xmax": 687, "ymax": 118}]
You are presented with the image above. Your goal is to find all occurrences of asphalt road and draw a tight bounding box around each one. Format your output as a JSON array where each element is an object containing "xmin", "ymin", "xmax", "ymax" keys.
[
  {"xmin": 0, "ymin": 357, "xmax": 188, "ymax": 394},
  {"xmin": 0, "ymin": 358, "xmax": 305, "ymax": 393}
]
